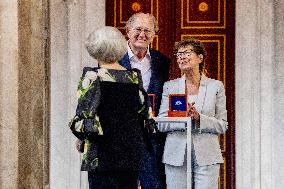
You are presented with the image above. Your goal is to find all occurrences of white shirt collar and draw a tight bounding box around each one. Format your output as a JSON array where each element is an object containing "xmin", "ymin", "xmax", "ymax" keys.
[{"xmin": 127, "ymin": 41, "xmax": 151, "ymax": 60}]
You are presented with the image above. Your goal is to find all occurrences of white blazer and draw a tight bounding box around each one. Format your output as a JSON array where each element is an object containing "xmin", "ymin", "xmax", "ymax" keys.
[{"xmin": 157, "ymin": 74, "xmax": 228, "ymax": 166}]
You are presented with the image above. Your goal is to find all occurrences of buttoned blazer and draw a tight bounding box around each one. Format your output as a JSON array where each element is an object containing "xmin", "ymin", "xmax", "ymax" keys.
[{"xmin": 157, "ymin": 74, "xmax": 228, "ymax": 166}]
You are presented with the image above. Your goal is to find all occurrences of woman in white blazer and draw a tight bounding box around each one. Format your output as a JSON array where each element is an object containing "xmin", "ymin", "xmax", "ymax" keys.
[{"xmin": 157, "ymin": 38, "xmax": 228, "ymax": 189}]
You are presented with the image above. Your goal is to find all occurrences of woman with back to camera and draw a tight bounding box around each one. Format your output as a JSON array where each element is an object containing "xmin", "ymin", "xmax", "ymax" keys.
[
  {"xmin": 157, "ymin": 38, "xmax": 228, "ymax": 189},
  {"xmin": 68, "ymin": 26, "xmax": 154, "ymax": 189}
]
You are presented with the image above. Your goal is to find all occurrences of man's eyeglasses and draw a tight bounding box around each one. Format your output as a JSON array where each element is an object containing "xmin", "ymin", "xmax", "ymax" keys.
[
  {"xmin": 132, "ymin": 27, "xmax": 153, "ymax": 36},
  {"xmin": 174, "ymin": 50, "xmax": 195, "ymax": 58}
]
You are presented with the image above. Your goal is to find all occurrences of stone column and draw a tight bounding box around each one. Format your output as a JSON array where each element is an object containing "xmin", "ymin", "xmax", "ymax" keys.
[
  {"xmin": 49, "ymin": 1, "xmax": 76, "ymax": 188},
  {"xmin": 0, "ymin": 0, "xmax": 49, "ymax": 188},
  {"xmin": 17, "ymin": 0, "xmax": 50, "ymax": 188},
  {"xmin": 50, "ymin": 0, "xmax": 105, "ymax": 188},
  {"xmin": 0, "ymin": 1, "xmax": 19, "ymax": 188},
  {"xmin": 273, "ymin": 1, "xmax": 284, "ymax": 188},
  {"xmin": 236, "ymin": 0, "xmax": 275, "ymax": 188}
]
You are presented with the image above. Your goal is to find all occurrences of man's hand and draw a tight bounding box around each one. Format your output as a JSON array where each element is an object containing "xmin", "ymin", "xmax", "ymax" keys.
[{"xmin": 145, "ymin": 118, "xmax": 157, "ymax": 134}]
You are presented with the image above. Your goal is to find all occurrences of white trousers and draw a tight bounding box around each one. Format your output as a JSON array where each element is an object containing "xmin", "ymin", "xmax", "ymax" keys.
[{"xmin": 165, "ymin": 149, "xmax": 220, "ymax": 189}]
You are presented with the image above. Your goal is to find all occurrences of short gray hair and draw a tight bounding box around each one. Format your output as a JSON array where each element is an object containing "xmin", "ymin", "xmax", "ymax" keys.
[
  {"xmin": 85, "ymin": 26, "xmax": 127, "ymax": 63},
  {"xmin": 126, "ymin": 12, "xmax": 159, "ymax": 33}
]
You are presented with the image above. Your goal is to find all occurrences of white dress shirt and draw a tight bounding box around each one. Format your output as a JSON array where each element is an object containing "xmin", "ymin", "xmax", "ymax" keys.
[{"xmin": 127, "ymin": 43, "xmax": 152, "ymax": 91}]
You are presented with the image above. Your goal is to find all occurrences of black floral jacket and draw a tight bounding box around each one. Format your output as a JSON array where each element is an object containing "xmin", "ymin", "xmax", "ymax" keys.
[{"xmin": 69, "ymin": 67, "xmax": 154, "ymax": 171}]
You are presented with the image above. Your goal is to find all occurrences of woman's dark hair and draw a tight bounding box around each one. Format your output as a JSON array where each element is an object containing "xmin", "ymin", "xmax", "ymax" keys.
[{"xmin": 174, "ymin": 38, "xmax": 207, "ymax": 73}]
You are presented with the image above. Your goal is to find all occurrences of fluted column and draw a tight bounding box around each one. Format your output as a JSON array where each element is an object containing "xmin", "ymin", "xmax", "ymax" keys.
[
  {"xmin": 50, "ymin": 0, "xmax": 105, "ymax": 188},
  {"xmin": 236, "ymin": 0, "xmax": 277, "ymax": 188},
  {"xmin": 272, "ymin": 1, "xmax": 284, "ymax": 188}
]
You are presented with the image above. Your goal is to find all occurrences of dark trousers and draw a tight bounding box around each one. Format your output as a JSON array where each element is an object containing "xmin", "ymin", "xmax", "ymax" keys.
[
  {"xmin": 136, "ymin": 135, "xmax": 166, "ymax": 189},
  {"xmin": 88, "ymin": 171, "xmax": 139, "ymax": 189}
]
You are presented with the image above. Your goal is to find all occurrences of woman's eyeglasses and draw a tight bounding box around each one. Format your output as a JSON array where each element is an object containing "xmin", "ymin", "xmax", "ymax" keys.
[{"xmin": 174, "ymin": 50, "xmax": 195, "ymax": 58}]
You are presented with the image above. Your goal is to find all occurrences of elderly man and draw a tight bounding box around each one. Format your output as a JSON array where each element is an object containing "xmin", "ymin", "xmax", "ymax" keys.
[{"xmin": 119, "ymin": 13, "xmax": 171, "ymax": 189}]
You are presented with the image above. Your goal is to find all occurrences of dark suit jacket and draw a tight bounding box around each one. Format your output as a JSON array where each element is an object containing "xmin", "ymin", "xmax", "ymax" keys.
[{"xmin": 119, "ymin": 48, "xmax": 171, "ymax": 115}]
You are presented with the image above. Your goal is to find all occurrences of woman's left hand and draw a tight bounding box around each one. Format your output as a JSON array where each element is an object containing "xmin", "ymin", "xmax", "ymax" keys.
[{"xmin": 188, "ymin": 102, "xmax": 200, "ymax": 120}]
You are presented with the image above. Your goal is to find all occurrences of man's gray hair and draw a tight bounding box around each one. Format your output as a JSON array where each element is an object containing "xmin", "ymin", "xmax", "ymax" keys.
[
  {"xmin": 126, "ymin": 12, "xmax": 159, "ymax": 32},
  {"xmin": 85, "ymin": 26, "xmax": 127, "ymax": 63}
]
